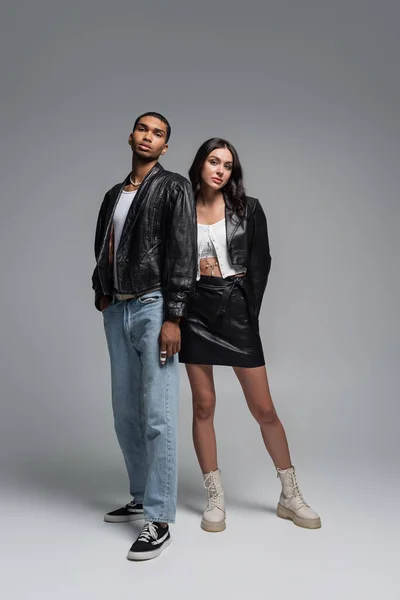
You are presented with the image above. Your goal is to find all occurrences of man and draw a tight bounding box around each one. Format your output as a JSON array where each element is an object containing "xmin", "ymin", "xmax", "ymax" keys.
[{"xmin": 92, "ymin": 112, "xmax": 197, "ymax": 560}]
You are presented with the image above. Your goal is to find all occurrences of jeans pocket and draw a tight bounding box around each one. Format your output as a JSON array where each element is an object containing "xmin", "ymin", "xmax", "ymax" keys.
[
  {"xmin": 138, "ymin": 294, "xmax": 162, "ymax": 305},
  {"xmin": 101, "ymin": 302, "xmax": 114, "ymax": 314}
]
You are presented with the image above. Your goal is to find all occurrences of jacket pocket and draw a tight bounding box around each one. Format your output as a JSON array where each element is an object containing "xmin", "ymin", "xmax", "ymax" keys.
[{"xmin": 139, "ymin": 239, "xmax": 163, "ymax": 265}]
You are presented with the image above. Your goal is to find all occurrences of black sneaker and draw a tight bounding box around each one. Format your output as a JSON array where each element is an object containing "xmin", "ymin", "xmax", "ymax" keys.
[
  {"xmin": 104, "ymin": 500, "xmax": 144, "ymax": 523},
  {"xmin": 127, "ymin": 521, "xmax": 171, "ymax": 561}
]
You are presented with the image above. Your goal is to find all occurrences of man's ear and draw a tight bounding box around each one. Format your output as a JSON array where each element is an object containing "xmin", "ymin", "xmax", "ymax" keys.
[
  {"xmin": 128, "ymin": 132, "xmax": 134, "ymax": 146},
  {"xmin": 160, "ymin": 144, "xmax": 168, "ymax": 156}
]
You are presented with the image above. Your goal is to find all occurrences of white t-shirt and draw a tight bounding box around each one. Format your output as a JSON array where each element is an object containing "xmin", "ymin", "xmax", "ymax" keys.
[{"xmin": 113, "ymin": 190, "xmax": 137, "ymax": 288}]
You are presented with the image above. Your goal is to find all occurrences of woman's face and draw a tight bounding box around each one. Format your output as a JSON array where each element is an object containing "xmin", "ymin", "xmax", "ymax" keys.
[{"xmin": 200, "ymin": 147, "xmax": 233, "ymax": 191}]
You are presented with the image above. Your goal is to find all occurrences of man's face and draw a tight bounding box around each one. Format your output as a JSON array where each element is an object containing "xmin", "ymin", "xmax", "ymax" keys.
[{"xmin": 129, "ymin": 116, "xmax": 169, "ymax": 161}]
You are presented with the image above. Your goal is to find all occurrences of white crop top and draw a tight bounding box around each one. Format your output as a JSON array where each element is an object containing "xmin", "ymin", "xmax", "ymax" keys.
[{"xmin": 197, "ymin": 218, "xmax": 247, "ymax": 280}]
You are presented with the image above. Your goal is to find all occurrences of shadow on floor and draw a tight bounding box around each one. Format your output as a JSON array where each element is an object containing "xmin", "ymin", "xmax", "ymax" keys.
[
  {"xmin": 9, "ymin": 459, "xmax": 128, "ymax": 513},
  {"xmin": 8, "ymin": 461, "xmax": 277, "ymax": 519}
]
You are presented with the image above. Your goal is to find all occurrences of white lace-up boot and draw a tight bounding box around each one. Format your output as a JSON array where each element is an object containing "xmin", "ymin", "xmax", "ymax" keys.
[
  {"xmin": 277, "ymin": 466, "xmax": 321, "ymax": 529},
  {"xmin": 201, "ymin": 469, "xmax": 226, "ymax": 532}
]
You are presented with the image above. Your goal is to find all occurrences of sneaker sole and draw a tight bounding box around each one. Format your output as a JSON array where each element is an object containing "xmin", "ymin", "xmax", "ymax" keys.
[
  {"xmin": 277, "ymin": 503, "xmax": 321, "ymax": 529},
  {"xmin": 127, "ymin": 538, "xmax": 172, "ymax": 561},
  {"xmin": 104, "ymin": 513, "xmax": 144, "ymax": 523},
  {"xmin": 201, "ymin": 518, "xmax": 226, "ymax": 533}
]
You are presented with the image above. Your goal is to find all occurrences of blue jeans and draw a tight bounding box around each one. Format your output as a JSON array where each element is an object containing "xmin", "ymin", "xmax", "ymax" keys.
[{"xmin": 103, "ymin": 291, "xmax": 179, "ymax": 523}]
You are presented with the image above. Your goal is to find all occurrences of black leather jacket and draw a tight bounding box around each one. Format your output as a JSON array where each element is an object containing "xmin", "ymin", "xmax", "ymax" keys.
[
  {"xmin": 225, "ymin": 195, "xmax": 272, "ymax": 317},
  {"xmin": 92, "ymin": 163, "xmax": 197, "ymax": 319}
]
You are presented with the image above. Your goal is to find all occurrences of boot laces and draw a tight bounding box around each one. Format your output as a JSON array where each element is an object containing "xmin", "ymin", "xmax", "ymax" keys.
[
  {"xmin": 204, "ymin": 472, "xmax": 224, "ymax": 510},
  {"xmin": 137, "ymin": 521, "xmax": 158, "ymax": 542},
  {"xmin": 288, "ymin": 470, "xmax": 308, "ymax": 508}
]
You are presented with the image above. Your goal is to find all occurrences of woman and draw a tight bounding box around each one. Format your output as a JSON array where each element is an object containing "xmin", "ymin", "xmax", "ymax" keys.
[{"xmin": 179, "ymin": 138, "xmax": 321, "ymax": 533}]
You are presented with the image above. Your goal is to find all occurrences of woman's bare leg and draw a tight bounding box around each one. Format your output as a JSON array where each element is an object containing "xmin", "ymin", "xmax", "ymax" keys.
[
  {"xmin": 233, "ymin": 365, "xmax": 292, "ymax": 470},
  {"xmin": 186, "ymin": 364, "xmax": 226, "ymax": 531},
  {"xmin": 185, "ymin": 364, "xmax": 218, "ymax": 473}
]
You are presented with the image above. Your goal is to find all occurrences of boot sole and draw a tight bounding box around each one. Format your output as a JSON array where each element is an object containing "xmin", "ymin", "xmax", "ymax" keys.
[
  {"xmin": 277, "ymin": 503, "xmax": 321, "ymax": 529},
  {"xmin": 201, "ymin": 519, "xmax": 226, "ymax": 532}
]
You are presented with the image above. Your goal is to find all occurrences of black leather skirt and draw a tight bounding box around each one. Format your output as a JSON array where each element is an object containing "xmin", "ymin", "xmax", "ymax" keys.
[{"xmin": 179, "ymin": 275, "xmax": 265, "ymax": 368}]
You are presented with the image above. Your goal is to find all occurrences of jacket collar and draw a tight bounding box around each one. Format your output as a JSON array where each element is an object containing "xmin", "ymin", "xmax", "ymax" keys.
[
  {"xmin": 223, "ymin": 191, "xmax": 248, "ymax": 264},
  {"xmin": 224, "ymin": 191, "xmax": 244, "ymax": 247},
  {"xmin": 122, "ymin": 161, "xmax": 164, "ymax": 187}
]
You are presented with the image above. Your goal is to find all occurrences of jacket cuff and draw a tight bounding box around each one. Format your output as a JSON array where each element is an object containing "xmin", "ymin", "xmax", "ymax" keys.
[{"xmin": 164, "ymin": 300, "xmax": 187, "ymax": 320}]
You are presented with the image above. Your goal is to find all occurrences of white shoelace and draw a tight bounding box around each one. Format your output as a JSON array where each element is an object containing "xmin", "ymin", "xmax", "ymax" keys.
[
  {"xmin": 137, "ymin": 522, "xmax": 158, "ymax": 543},
  {"xmin": 204, "ymin": 472, "xmax": 224, "ymax": 510},
  {"xmin": 288, "ymin": 470, "xmax": 308, "ymax": 508}
]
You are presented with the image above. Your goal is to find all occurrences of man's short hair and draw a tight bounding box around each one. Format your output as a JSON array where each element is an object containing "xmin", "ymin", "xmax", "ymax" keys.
[{"xmin": 133, "ymin": 112, "xmax": 171, "ymax": 142}]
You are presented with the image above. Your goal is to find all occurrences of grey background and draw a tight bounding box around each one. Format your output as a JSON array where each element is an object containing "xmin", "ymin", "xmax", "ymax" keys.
[{"xmin": 0, "ymin": 1, "xmax": 399, "ymax": 598}]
